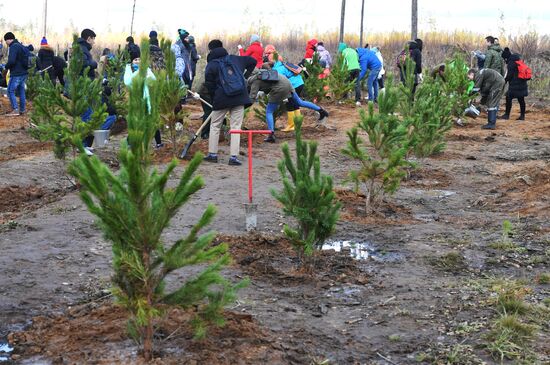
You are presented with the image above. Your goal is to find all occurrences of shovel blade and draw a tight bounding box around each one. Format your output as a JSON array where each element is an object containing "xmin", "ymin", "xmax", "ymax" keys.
[{"xmin": 244, "ymin": 203, "xmax": 257, "ymax": 232}]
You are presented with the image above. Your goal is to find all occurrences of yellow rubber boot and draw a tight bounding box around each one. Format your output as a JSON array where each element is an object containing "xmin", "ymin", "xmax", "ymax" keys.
[{"xmin": 282, "ymin": 111, "xmax": 295, "ymax": 132}]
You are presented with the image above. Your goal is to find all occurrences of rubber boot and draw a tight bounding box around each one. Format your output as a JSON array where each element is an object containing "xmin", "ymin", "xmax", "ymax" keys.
[
  {"xmin": 282, "ymin": 111, "xmax": 295, "ymax": 132},
  {"xmin": 482, "ymin": 110, "xmax": 496, "ymax": 130}
]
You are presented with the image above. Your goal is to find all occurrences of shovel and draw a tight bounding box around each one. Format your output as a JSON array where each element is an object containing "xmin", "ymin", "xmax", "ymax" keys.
[{"xmin": 179, "ymin": 112, "xmax": 213, "ymax": 159}]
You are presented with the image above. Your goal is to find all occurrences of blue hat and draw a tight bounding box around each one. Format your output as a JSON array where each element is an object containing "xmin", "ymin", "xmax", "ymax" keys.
[{"xmin": 149, "ymin": 30, "xmax": 157, "ymax": 38}]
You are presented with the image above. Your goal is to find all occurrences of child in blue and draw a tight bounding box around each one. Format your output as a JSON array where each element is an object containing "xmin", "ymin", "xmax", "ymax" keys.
[{"xmin": 357, "ymin": 47, "xmax": 382, "ymax": 103}]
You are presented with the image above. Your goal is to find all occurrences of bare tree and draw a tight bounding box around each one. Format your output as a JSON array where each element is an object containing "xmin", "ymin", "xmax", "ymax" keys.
[
  {"xmin": 360, "ymin": 0, "xmax": 365, "ymax": 47},
  {"xmin": 339, "ymin": 0, "xmax": 346, "ymax": 44},
  {"xmin": 411, "ymin": 0, "xmax": 418, "ymax": 40},
  {"xmin": 130, "ymin": 0, "xmax": 137, "ymax": 36}
]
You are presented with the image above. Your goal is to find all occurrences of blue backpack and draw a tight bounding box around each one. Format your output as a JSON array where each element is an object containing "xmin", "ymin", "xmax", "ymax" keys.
[
  {"xmin": 214, "ymin": 56, "xmax": 246, "ymax": 96},
  {"xmin": 21, "ymin": 45, "xmax": 35, "ymax": 69}
]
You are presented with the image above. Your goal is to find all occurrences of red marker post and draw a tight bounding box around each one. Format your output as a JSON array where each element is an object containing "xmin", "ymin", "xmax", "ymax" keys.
[{"xmin": 229, "ymin": 129, "xmax": 272, "ymax": 231}]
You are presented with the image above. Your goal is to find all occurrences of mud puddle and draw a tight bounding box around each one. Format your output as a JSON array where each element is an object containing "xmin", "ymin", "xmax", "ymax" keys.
[{"xmin": 322, "ymin": 240, "xmax": 402, "ymax": 262}]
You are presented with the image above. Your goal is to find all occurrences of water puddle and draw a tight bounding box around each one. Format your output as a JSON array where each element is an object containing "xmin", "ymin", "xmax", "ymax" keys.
[
  {"xmin": 0, "ymin": 343, "xmax": 13, "ymax": 362},
  {"xmin": 321, "ymin": 240, "xmax": 402, "ymax": 262},
  {"xmin": 406, "ymin": 188, "xmax": 457, "ymax": 199}
]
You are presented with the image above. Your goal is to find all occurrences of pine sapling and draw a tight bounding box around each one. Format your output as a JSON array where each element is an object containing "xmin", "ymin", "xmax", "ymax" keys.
[
  {"xmin": 30, "ymin": 36, "xmax": 106, "ymax": 159},
  {"xmin": 68, "ymin": 51, "xmax": 246, "ymax": 361},
  {"xmin": 271, "ymin": 116, "xmax": 341, "ymax": 267},
  {"xmin": 303, "ymin": 53, "xmax": 327, "ymax": 103},
  {"xmin": 327, "ymin": 53, "xmax": 355, "ymax": 102},
  {"xmin": 157, "ymin": 38, "xmax": 187, "ymax": 156},
  {"xmin": 104, "ymin": 46, "xmax": 129, "ymax": 119},
  {"xmin": 342, "ymin": 80, "xmax": 412, "ymax": 212}
]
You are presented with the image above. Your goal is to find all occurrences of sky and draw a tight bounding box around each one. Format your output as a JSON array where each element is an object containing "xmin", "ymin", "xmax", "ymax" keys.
[{"xmin": 1, "ymin": 0, "xmax": 549, "ymax": 39}]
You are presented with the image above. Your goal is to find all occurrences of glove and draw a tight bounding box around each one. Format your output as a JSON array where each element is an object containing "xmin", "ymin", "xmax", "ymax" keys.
[
  {"xmin": 237, "ymin": 45, "xmax": 243, "ymax": 50},
  {"xmin": 418, "ymin": 73, "xmax": 424, "ymax": 83},
  {"xmin": 190, "ymin": 91, "xmax": 201, "ymax": 100}
]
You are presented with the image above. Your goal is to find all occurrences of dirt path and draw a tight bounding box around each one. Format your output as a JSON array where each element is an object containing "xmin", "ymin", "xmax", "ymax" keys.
[{"xmin": 0, "ymin": 99, "xmax": 549, "ymax": 364}]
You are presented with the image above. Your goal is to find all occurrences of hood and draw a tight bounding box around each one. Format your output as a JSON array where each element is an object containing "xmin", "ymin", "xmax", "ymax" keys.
[
  {"xmin": 40, "ymin": 45, "xmax": 54, "ymax": 52},
  {"xmin": 317, "ymin": 45, "xmax": 326, "ymax": 52},
  {"xmin": 509, "ymin": 53, "xmax": 521, "ymax": 63},
  {"xmin": 77, "ymin": 38, "xmax": 92, "ymax": 51},
  {"xmin": 357, "ymin": 48, "xmax": 369, "ymax": 58},
  {"xmin": 408, "ymin": 41, "xmax": 418, "ymax": 50},
  {"xmin": 414, "ymin": 38, "xmax": 423, "ymax": 51},
  {"xmin": 264, "ymin": 44, "xmax": 276, "ymax": 54},
  {"xmin": 307, "ymin": 39, "xmax": 318, "ymax": 48},
  {"xmin": 338, "ymin": 42, "xmax": 347, "ymax": 53},
  {"xmin": 8, "ymin": 39, "xmax": 21, "ymax": 47},
  {"xmin": 489, "ymin": 44, "xmax": 502, "ymax": 52},
  {"xmin": 207, "ymin": 47, "xmax": 229, "ymax": 62}
]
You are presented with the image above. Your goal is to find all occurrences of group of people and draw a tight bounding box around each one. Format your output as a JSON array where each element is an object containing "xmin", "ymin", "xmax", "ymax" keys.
[
  {"xmin": 0, "ymin": 28, "xmax": 531, "ymax": 160},
  {"xmin": 468, "ymin": 35, "xmax": 530, "ymax": 129}
]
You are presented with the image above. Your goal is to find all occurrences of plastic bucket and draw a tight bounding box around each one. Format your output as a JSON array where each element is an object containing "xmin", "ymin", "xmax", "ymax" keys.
[{"xmin": 93, "ymin": 130, "xmax": 110, "ymax": 148}]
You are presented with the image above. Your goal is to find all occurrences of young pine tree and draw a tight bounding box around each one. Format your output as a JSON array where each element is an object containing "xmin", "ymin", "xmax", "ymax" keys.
[
  {"xmin": 68, "ymin": 50, "xmax": 246, "ymax": 361},
  {"xmin": 104, "ymin": 46, "xmax": 129, "ymax": 119},
  {"xmin": 441, "ymin": 55, "xmax": 473, "ymax": 121},
  {"xmin": 271, "ymin": 115, "xmax": 341, "ymax": 266},
  {"xmin": 30, "ymin": 36, "xmax": 106, "ymax": 159},
  {"xmin": 406, "ymin": 76, "xmax": 455, "ymax": 158},
  {"xmin": 302, "ymin": 53, "xmax": 327, "ymax": 103},
  {"xmin": 157, "ymin": 38, "xmax": 187, "ymax": 156},
  {"xmin": 342, "ymin": 79, "xmax": 412, "ymax": 211},
  {"xmin": 327, "ymin": 53, "xmax": 355, "ymax": 102}
]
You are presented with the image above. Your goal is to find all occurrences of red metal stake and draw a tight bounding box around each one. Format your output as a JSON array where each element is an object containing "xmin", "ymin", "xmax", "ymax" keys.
[{"xmin": 229, "ymin": 130, "xmax": 272, "ymax": 203}]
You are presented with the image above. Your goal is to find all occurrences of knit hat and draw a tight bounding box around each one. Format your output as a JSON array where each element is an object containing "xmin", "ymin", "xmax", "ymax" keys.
[
  {"xmin": 149, "ymin": 30, "xmax": 158, "ymax": 38},
  {"xmin": 81, "ymin": 28, "xmax": 96, "ymax": 40},
  {"xmin": 3, "ymin": 32, "xmax": 15, "ymax": 41},
  {"xmin": 250, "ymin": 34, "xmax": 260, "ymax": 44},
  {"xmin": 208, "ymin": 39, "xmax": 223, "ymax": 50},
  {"xmin": 40, "ymin": 37, "xmax": 48, "ymax": 47},
  {"xmin": 178, "ymin": 29, "xmax": 189, "ymax": 40}
]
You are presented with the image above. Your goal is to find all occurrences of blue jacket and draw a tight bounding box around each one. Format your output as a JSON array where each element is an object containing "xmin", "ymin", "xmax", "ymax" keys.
[
  {"xmin": 5, "ymin": 40, "xmax": 28, "ymax": 77},
  {"xmin": 77, "ymin": 38, "xmax": 98, "ymax": 79},
  {"xmin": 204, "ymin": 47, "xmax": 256, "ymax": 111},
  {"xmin": 357, "ymin": 48, "xmax": 382, "ymax": 80},
  {"xmin": 272, "ymin": 61, "xmax": 304, "ymax": 89}
]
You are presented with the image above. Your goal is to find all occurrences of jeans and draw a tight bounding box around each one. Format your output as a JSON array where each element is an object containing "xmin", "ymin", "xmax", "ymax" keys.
[
  {"xmin": 367, "ymin": 67, "xmax": 381, "ymax": 102},
  {"xmin": 289, "ymin": 92, "xmax": 321, "ymax": 112},
  {"xmin": 7, "ymin": 74, "xmax": 27, "ymax": 112},
  {"xmin": 348, "ymin": 69, "xmax": 361, "ymax": 101},
  {"xmin": 266, "ymin": 102, "xmax": 279, "ymax": 132}
]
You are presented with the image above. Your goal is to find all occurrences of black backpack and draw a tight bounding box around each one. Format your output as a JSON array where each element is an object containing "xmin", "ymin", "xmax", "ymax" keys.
[{"xmin": 213, "ymin": 56, "xmax": 246, "ymax": 96}]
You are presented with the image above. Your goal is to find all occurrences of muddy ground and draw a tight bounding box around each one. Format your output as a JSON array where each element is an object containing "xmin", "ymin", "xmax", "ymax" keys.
[{"xmin": 0, "ymin": 96, "xmax": 549, "ymax": 364}]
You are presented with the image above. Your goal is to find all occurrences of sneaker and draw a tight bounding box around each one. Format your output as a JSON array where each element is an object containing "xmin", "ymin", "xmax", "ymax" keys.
[
  {"xmin": 84, "ymin": 147, "xmax": 94, "ymax": 156},
  {"xmin": 155, "ymin": 143, "xmax": 164, "ymax": 149},
  {"xmin": 264, "ymin": 133, "xmax": 276, "ymax": 143},
  {"xmin": 228, "ymin": 156, "xmax": 242, "ymax": 166},
  {"xmin": 455, "ymin": 118, "xmax": 465, "ymax": 127},
  {"xmin": 481, "ymin": 124, "xmax": 495, "ymax": 130},
  {"xmin": 516, "ymin": 115, "xmax": 525, "ymax": 121},
  {"xmin": 19, "ymin": 110, "xmax": 26, "ymax": 115},
  {"xmin": 318, "ymin": 108, "xmax": 329, "ymax": 121},
  {"xmin": 6, "ymin": 110, "xmax": 20, "ymax": 117},
  {"xmin": 355, "ymin": 101, "xmax": 361, "ymax": 107},
  {"xmin": 204, "ymin": 153, "xmax": 218, "ymax": 163}
]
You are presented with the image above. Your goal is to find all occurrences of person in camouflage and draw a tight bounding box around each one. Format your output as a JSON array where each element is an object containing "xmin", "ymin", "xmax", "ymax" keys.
[
  {"xmin": 468, "ymin": 68, "xmax": 505, "ymax": 130},
  {"xmin": 483, "ymin": 36, "xmax": 504, "ymax": 75}
]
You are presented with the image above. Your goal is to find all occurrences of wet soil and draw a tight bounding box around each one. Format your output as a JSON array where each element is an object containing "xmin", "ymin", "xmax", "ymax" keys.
[{"xmin": 1, "ymin": 98, "xmax": 549, "ymax": 364}]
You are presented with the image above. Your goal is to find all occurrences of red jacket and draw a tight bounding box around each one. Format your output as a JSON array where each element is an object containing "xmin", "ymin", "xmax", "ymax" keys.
[
  {"xmin": 239, "ymin": 42, "xmax": 264, "ymax": 68},
  {"xmin": 304, "ymin": 39, "xmax": 318, "ymax": 59}
]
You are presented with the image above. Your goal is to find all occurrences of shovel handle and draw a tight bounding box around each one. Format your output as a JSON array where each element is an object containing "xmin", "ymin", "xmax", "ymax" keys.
[{"xmin": 187, "ymin": 90, "xmax": 213, "ymax": 109}]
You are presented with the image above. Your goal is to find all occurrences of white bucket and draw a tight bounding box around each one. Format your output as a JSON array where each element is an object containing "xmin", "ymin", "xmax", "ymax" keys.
[{"xmin": 93, "ymin": 130, "xmax": 110, "ymax": 148}]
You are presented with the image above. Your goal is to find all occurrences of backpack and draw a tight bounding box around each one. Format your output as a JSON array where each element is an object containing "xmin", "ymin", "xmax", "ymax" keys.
[
  {"xmin": 515, "ymin": 60, "xmax": 532, "ymax": 80},
  {"xmin": 213, "ymin": 55, "xmax": 246, "ymax": 96},
  {"xmin": 258, "ymin": 69, "xmax": 279, "ymax": 82},
  {"xmin": 284, "ymin": 62, "xmax": 303, "ymax": 75},
  {"xmin": 21, "ymin": 45, "xmax": 34, "ymax": 69}
]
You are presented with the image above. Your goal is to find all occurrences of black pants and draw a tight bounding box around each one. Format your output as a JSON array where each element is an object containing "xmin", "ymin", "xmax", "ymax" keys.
[{"xmin": 505, "ymin": 95, "xmax": 526, "ymax": 116}]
